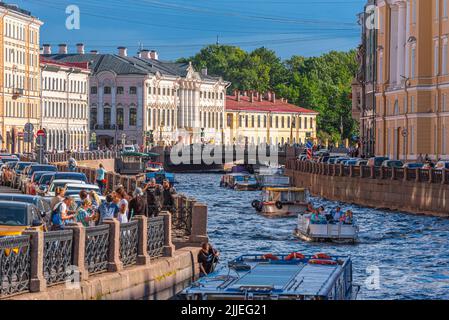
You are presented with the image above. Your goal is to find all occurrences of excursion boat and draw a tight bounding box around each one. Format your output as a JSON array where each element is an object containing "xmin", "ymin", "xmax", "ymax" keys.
[
  {"xmin": 180, "ymin": 253, "xmax": 359, "ymax": 300},
  {"xmin": 145, "ymin": 161, "xmax": 164, "ymax": 173},
  {"xmin": 252, "ymin": 187, "xmax": 309, "ymax": 217},
  {"xmin": 145, "ymin": 170, "xmax": 176, "ymax": 186},
  {"xmin": 294, "ymin": 214, "xmax": 359, "ymax": 243},
  {"xmin": 220, "ymin": 173, "xmax": 259, "ymax": 191}
]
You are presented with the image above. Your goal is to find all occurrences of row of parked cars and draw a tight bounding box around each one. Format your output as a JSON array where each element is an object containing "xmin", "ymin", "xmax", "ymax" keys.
[
  {"xmin": 298, "ymin": 151, "xmax": 449, "ymax": 170},
  {"xmin": 0, "ymin": 153, "xmax": 103, "ymax": 237}
]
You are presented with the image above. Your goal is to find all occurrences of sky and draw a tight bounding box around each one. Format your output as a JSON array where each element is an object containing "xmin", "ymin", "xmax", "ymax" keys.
[{"xmin": 14, "ymin": 0, "xmax": 366, "ymax": 61}]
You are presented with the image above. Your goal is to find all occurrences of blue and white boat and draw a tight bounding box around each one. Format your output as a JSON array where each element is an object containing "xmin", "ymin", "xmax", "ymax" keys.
[
  {"xmin": 145, "ymin": 170, "xmax": 175, "ymax": 186},
  {"xmin": 181, "ymin": 253, "xmax": 359, "ymax": 300}
]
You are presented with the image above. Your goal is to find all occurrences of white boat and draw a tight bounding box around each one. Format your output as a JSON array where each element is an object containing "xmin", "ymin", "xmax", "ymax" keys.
[
  {"xmin": 294, "ymin": 214, "xmax": 359, "ymax": 243},
  {"xmin": 252, "ymin": 187, "xmax": 309, "ymax": 217}
]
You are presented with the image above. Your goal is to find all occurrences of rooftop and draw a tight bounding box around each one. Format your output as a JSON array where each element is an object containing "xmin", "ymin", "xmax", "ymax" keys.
[
  {"xmin": 226, "ymin": 92, "xmax": 317, "ymax": 114},
  {"xmin": 0, "ymin": 2, "xmax": 32, "ymax": 17},
  {"xmin": 40, "ymin": 57, "xmax": 90, "ymax": 71}
]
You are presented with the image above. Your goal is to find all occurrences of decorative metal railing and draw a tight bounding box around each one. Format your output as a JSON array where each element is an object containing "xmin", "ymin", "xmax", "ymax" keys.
[
  {"xmin": 147, "ymin": 216, "xmax": 165, "ymax": 258},
  {"xmin": 43, "ymin": 230, "xmax": 73, "ymax": 286},
  {"xmin": 172, "ymin": 196, "xmax": 194, "ymax": 239},
  {"xmin": 0, "ymin": 236, "xmax": 31, "ymax": 297},
  {"xmin": 85, "ymin": 225, "xmax": 110, "ymax": 274},
  {"xmin": 119, "ymin": 221, "xmax": 138, "ymax": 267}
]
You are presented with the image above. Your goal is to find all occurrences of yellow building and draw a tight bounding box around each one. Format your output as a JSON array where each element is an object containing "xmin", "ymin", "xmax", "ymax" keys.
[
  {"xmin": 0, "ymin": 3, "xmax": 43, "ymax": 153},
  {"xmin": 225, "ymin": 91, "xmax": 318, "ymax": 146},
  {"xmin": 376, "ymin": 0, "xmax": 449, "ymax": 160}
]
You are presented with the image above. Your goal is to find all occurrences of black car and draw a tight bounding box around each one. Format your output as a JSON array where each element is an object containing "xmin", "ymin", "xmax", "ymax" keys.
[
  {"xmin": 0, "ymin": 201, "xmax": 46, "ymax": 236},
  {"xmin": 0, "ymin": 194, "xmax": 51, "ymax": 221}
]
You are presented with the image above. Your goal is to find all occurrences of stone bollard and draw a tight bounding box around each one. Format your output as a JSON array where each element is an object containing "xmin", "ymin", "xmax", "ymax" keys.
[
  {"xmin": 391, "ymin": 167, "xmax": 396, "ymax": 180},
  {"xmin": 189, "ymin": 202, "xmax": 208, "ymax": 245},
  {"xmin": 134, "ymin": 216, "xmax": 150, "ymax": 265},
  {"xmin": 160, "ymin": 211, "xmax": 175, "ymax": 257},
  {"xmin": 415, "ymin": 168, "xmax": 420, "ymax": 183},
  {"xmin": 370, "ymin": 166, "xmax": 375, "ymax": 179},
  {"xmin": 103, "ymin": 219, "xmax": 124, "ymax": 272},
  {"xmin": 22, "ymin": 229, "xmax": 47, "ymax": 292},
  {"xmin": 65, "ymin": 223, "xmax": 88, "ymax": 281}
]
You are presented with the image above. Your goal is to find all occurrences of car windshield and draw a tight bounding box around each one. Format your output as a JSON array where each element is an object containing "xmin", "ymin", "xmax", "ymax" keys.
[
  {"xmin": 0, "ymin": 205, "xmax": 27, "ymax": 226},
  {"xmin": 53, "ymin": 174, "xmax": 87, "ymax": 182},
  {"xmin": 16, "ymin": 163, "xmax": 32, "ymax": 170},
  {"xmin": 50, "ymin": 182, "xmax": 70, "ymax": 192},
  {"xmin": 39, "ymin": 174, "xmax": 55, "ymax": 185},
  {"xmin": 66, "ymin": 186, "xmax": 99, "ymax": 194},
  {"xmin": 29, "ymin": 166, "xmax": 57, "ymax": 175}
]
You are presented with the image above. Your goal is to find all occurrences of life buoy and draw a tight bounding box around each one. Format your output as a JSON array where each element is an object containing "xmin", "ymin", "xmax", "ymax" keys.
[
  {"xmin": 308, "ymin": 259, "xmax": 337, "ymax": 266},
  {"xmin": 262, "ymin": 254, "xmax": 279, "ymax": 261},
  {"xmin": 285, "ymin": 252, "xmax": 305, "ymax": 261},
  {"xmin": 312, "ymin": 253, "xmax": 332, "ymax": 260},
  {"xmin": 275, "ymin": 201, "xmax": 283, "ymax": 210}
]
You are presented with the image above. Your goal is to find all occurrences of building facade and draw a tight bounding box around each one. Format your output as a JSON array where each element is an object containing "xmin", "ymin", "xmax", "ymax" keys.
[
  {"xmin": 44, "ymin": 46, "xmax": 230, "ymax": 148},
  {"xmin": 226, "ymin": 91, "xmax": 318, "ymax": 146},
  {"xmin": 40, "ymin": 56, "xmax": 90, "ymax": 152},
  {"xmin": 0, "ymin": 3, "xmax": 43, "ymax": 153},
  {"xmin": 374, "ymin": 0, "xmax": 449, "ymax": 160}
]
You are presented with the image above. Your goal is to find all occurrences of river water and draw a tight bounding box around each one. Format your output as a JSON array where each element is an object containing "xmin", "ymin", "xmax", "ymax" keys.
[{"xmin": 175, "ymin": 173, "xmax": 449, "ymax": 300}]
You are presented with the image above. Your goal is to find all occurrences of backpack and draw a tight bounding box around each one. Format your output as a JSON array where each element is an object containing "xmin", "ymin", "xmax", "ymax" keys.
[{"xmin": 51, "ymin": 202, "xmax": 64, "ymax": 226}]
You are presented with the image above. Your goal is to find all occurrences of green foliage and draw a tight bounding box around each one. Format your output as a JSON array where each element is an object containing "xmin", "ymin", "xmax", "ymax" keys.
[{"xmin": 179, "ymin": 45, "xmax": 358, "ymax": 141}]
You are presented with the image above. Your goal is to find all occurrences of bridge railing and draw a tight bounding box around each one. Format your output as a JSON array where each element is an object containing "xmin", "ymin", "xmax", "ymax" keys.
[
  {"xmin": 286, "ymin": 160, "xmax": 449, "ymax": 185},
  {"xmin": 46, "ymin": 151, "xmax": 120, "ymax": 164},
  {"xmin": 43, "ymin": 230, "xmax": 73, "ymax": 287}
]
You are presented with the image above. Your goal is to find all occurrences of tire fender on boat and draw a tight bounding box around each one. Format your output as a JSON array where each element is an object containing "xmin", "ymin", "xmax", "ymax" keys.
[
  {"xmin": 275, "ymin": 201, "xmax": 283, "ymax": 210},
  {"xmin": 285, "ymin": 252, "xmax": 305, "ymax": 261},
  {"xmin": 262, "ymin": 254, "xmax": 279, "ymax": 261},
  {"xmin": 312, "ymin": 253, "xmax": 332, "ymax": 260},
  {"xmin": 308, "ymin": 259, "xmax": 337, "ymax": 266}
]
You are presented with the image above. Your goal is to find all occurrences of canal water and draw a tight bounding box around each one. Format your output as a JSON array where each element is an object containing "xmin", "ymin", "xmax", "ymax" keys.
[{"xmin": 176, "ymin": 173, "xmax": 449, "ymax": 300}]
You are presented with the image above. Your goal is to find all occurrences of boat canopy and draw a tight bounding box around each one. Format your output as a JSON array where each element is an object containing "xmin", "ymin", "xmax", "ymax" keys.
[{"xmin": 264, "ymin": 187, "xmax": 306, "ymax": 193}]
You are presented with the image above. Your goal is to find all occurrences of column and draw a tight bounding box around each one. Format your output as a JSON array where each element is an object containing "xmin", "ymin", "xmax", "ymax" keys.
[
  {"xmin": 404, "ymin": 0, "xmax": 411, "ymax": 78},
  {"xmin": 111, "ymin": 85, "xmax": 116, "ymax": 126},
  {"xmin": 389, "ymin": 5, "xmax": 399, "ymax": 85},
  {"xmin": 98, "ymin": 86, "xmax": 104, "ymax": 126},
  {"xmin": 180, "ymin": 89, "xmax": 185, "ymax": 128},
  {"xmin": 397, "ymin": 1, "xmax": 407, "ymax": 84}
]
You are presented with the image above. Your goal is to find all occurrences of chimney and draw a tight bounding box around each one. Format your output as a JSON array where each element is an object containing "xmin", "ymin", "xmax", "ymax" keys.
[
  {"xmin": 271, "ymin": 92, "xmax": 276, "ymax": 103},
  {"xmin": 76, "ymin": 43, "xmax": 85, "ymax": 54},
  {"xmin": 43, "ymin": 44, "xmax": 51, "ymax": 54},
  {"xmin": 118, "ymin": 46, "xmax": 128, "ymax": 57},
  {"xmin": 150, "ymin": 50, "xmax": 159, "ymax": 60},
  {"xmin": 139, "ymin": 49, "xmax": 151, "ymax": 60},
  {"xmin": 237, "ymin": 91, "xmax": 241, "ymax": 102},
  {"xmin": 90, "ymin": 50, "xmax": 99, "ymax": 55},
  {"xmin": 58, "ymin": 44, "xmax": 68, "ymax": 54},
  {"xmin": 201, "ymin": 68, "xmax": 208, "ymax": 76}
]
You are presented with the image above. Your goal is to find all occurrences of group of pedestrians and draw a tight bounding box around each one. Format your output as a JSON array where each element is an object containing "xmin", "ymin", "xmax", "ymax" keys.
[{"xmin": 306, "ymin": 203, "xmax": 353, "ymax": 225}]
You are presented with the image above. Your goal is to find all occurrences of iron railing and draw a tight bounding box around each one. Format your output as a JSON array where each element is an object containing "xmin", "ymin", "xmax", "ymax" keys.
[
  {"xmin": 147, "ymin": 216, "xmax": 165, "ymax": 258},
  {"xmin": 172, "ymin": 197, "xmax": 194, "ymax": 239},
  {"xmin": 119, "ymin": 221, "xmax": 138, "ymax": 267},
  {"xmin": 43, "ymin": 230, "xmax": 73, "ymax": 286},
  {"xmin": 85, "ymin": 225, "xmax": 110, "ymax": 274},
  {"xmin": 0, "ymin": 236, "xmax": 31, "ymax": 297}
]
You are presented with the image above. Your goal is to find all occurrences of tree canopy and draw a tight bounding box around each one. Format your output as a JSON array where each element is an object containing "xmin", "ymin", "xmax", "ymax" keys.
[{"xmin": 179, "ymin": 45, "xmax": 358, "ymax": 142}]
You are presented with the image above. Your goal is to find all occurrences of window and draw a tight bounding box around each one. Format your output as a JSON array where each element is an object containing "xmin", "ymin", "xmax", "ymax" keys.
[
  {"xmin": 275, "ymin": 116, "xmax": 279, "ymax": 128},
  {"xmin": 443, "ymin": 126, "xmax": 447, "ymax": 154},
  {"xmin": 299, "ymin": 117, "xmax": 302, "ymax": 129},
  {"xmin": 304, "ymin": 117, "xmax": 308, "ymax": 129},
  {"xmin": 394, "ymin": 99, "xmax": 399, "ymax": 115},
  {"xmin": 443, "ymin": 94, "xmax": 447, "ymax": 111},
  {"xmin": 117, "ymin": 87, "xmax": 124, "ymax": 95},
  {"xmin": 117, "ymin": 108, "xmax": 124, "ymax": 130},
  {"xmin": 91, "ymin": 86, "xmax": 97, "ymax": 94},
  {"xmin": 90, "ymin": 107, "xmax": 97, "ymax": 130},
  {"xmin": 443, "ymin": 39, "xmax": 448, "ymax": 75},
  {"xmin": 104, "ymin": 107, "xmax": 111, "ymax": 129},
  {"xmin": 129, "ymin": 108, "xmax": 137, "ymax": 126},
  {"xmin": 104, "ymin": 86, "xmax": 111, "ymax": 94},
  {"xmin": 411, "ymin": 96, "xmax": 416, "ymax": 113},
  {"xmin": 130, "ymin": 86, "xmax": 137, "ymax": 94},
  {"xmin": 434, "ymin": 41, "xmax": 439, "ymax": 76},
  {"xmin": 310, "ymin": 117, "xmax": 313, "ymax": 129},
  {"xmin": 410, "ymin": 126, "xmax": 415, "ymax": 155}
]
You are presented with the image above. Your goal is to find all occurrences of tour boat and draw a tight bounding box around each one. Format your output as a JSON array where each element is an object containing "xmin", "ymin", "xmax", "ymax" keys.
[
  {"xmin": 294, "ymin": 214, "xmax": 359, "ymax": 243},
  {"xmin": 252, "ymin": 187, "xmax": 309, "ymax": 217},
  {"xmin": 146, "ymin": 161, "xmax": 164, "ymax": 173},
  {"xmin": 181, "ymin": 253, "xmax": 359, "ymax": 300},
  {"xmin": 220, "ymin": 173, "xmax": 259, "ymax": 191}
]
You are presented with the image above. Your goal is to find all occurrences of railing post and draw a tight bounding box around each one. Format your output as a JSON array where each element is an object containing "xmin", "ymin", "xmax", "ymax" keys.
[
  {"xmin": 442, "ymin": 169, "xmax": 447, "ymax": 185},
  {"xmin": 379, "ymin": 167, "xmax": 384, "ymax": 179},
  {"xmin": 160, "ymin": 212, "xmax": 175, "ymax": 257},
  {"xmin": 415, "ymin": 168, "xmax": 420, "ymax": 183},
  {"xmin": 189, "ymin": 202, "xmax": 208, "ymax": 245},
  {"xmin": 391, "ymin": 167, "xmax": 396, "ymax": 180},
  {"xmin": 103, "ymin": 219, "xmax": 124, "ymax": 272},
  {"xmin": 135, "ymin": 216, "xmax": 150, "ymax": 265},
  {"xmin": 370, "ymin": 166, "xmax": 375, "ymax": 179},
  {"xmin": 429, "ymin": 169, "xmax": 434, "ymax": 183},
  {"xmin": 65, "ymin": 222, "xmax": 88, "ymax": 281},
  {"xmin": 349, "ymin": 165, "xmax": 353, "ymax": 177},
  {"xmin": 339, "ymin": 164, "xmax": 344, "ymax": 177},
  {"xmin": 403, "ymin": 167, "xmax": 408, "ymax": 182},
  {"xmin": 22, "ymin": 229, "xmax": 46, "ymax": 293}
]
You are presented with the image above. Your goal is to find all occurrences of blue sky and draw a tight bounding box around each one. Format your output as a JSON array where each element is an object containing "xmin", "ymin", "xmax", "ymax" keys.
[{"xmin": 17, "ymin": 0, "xmax": 365, "ymax": 60}]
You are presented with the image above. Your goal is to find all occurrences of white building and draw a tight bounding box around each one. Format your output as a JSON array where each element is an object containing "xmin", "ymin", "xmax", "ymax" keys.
[{"xmin": 40, "ymin": 54, "xmax": 90, "ymax": 151}]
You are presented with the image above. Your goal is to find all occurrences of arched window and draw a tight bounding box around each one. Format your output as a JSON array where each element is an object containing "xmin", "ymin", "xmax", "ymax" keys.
[
  {"xmin": 117, "ymin": 107, "xmax": 124, "ymax": 130},
  {"xmin": 129, "ymin": 107, "xmax": 137, "ymax": 126},
  {"xmin": 104, "ymin": 105, "xmax": 111, "ymax": 129},
  {"xmin": 90, "ymin": 106, "xmax": 97, "ymax": 130}
]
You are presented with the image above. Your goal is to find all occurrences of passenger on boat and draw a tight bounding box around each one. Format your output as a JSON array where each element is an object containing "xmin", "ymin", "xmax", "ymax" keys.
[
  {"xmin": 311, "ymin": 206, "xmax": 327, "ymax": 224},
  {"xmin": 305, "ymin": 202, "xmax": 315, "ymax": 214},
  {"xmin": 198, "ymin": 242, "xmax": 220, "ymax": 277},
  {"xmin": 330, "ymin": 206, "xmax": 343, "ymax": 223},
  {"xmin": 340, "ymin": 210, "xmax": 354, "ymax": 224}
]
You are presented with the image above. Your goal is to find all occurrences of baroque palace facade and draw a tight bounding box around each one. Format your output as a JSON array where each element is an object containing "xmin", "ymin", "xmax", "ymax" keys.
[{"xmin": 355, "ymin": 0, "xmax": 449, "ymax": 161}]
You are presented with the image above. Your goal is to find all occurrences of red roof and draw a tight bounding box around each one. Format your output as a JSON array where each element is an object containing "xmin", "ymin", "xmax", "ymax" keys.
[
  {"xmin": 226, "ymin": 95, "xmax": 317, "ymax": 114},
  {"xmin": 40, "ymin": 57, "xmax": 90, "ymax": 71}
]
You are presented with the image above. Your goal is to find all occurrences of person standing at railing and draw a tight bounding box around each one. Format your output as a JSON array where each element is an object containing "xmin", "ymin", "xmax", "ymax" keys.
[
  {"xmin": 161, "ymin": 179, "xmax": 176, "ymax": 214},
  {"xmin": 129, "ymin": 187, "xmax": 148, "ymax": 219},
  {"xmin": 98, "ymin": 194, "xmax": 119, "ymax": 224},
  {"xmin": 115, "ymin": 187, "xmax": 129, "ymax": 223},
  {"xmin": 68, "ymin": 155, "xmax": 77, "ymax": 172},
  {"xmin": 96, "ymin": 163, "xmax": 107, "ymax": 195},
  {"xmin": 51, "ymin": 197, "xmax": 76, "ymax": 231},
  {"xmin": 143, "ymin": 178, "xmax": 162, "ymax": 217}
]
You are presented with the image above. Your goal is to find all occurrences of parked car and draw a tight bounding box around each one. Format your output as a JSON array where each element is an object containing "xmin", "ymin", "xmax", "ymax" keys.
[
  {"xmin": 367, "ymin": 157, "xmax": 389, "ymax": 167},
  {"xmin": 335, "ymin": 157, "xmax": 350, "ymax": 164},
  {"xmin": 345, "ymin": 160, "xmax": 360, "ymax": 166},
  {"xmin": 35, "ymin": 172, "xmax": 57, "ymax": 196},
  {"xmin": 327, "ymin": 157, "xmax": 339, "ymax": 164},
  {"xmin": 12, "ymin": 162, "xmax": 37, "ymax": 189},
  {"xmin": 422, "ymin": 162, "xmax": 435, "ymax": 169},
  {"xmin": 403, "ymin": 163, "xmax": 424, "ymax": 169},
  {"xmin": 0, "ymin": 201, "xmax": 46, "ymax": 237},
  {"xmin": 44, "ymin": 179, "xmax": 87, "ymax": 198},
  {"xmin": 435, "ymin": 161, "xmax": 449, "ymax": 170},
  {"xmin": 381, "ymin": 160, "xmax": 404, "ymax": 168},
  {"xmin": 0, "ymin": 194, "xmax": 51, "ymax": 222},
  {"xmin": 123, "ymin": 145, "xmax": 136, "ymax": 153},
  {"xmin": 26, "ymin": 171, "xmax": 55, "ymax": 195},
  {"xmin": 49, "ymin": 172, "xmax": 88, "ymax": 185},
  {"xmin": 20, "ymin": 165, "xmax": 58, "ymax": 194},
  {"xmin": 64, "ymin": 183, "xmax": 105, "ymax": 204},
  {"xmin": 356, "ymin": 160, "xmax": 368, "ymax": 166},
  {"xmin": 0, "ymin": 161, "xmax": 19, "ymax": 186}
]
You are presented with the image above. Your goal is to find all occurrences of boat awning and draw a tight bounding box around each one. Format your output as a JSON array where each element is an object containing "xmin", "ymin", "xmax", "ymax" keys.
[{"xmin": 264, "ymin": 187, "xmax": 306, "ymax": 192}]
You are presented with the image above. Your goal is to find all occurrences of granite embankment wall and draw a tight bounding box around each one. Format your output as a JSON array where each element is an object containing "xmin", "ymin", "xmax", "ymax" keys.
[{"xmin": 286, "ymin": 160, "xmax": 449, "ymax": 218}]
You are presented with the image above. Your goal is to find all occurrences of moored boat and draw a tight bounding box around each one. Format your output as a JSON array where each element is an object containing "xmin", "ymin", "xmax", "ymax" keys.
[
  {"xmin": 252, "ymin": 187, "xmax": 309, "ymax": 217},
  {"xmin": 145, "ymin": 170, "xmax": 176, "ymax": 186},
  {"xmin": 294, "ymin": 213, "xmax": 359, "ymax": 243},
  {"xmin": 220, "ymin": 173, "xmax": 259, "ymax": 191},
  {"xmin": 145, "ymin": 161, "xmax": 164, "ymax": 173},
  {"xmin": 180, "ymin": 253, "xmax": 360, "ymax": 300}
]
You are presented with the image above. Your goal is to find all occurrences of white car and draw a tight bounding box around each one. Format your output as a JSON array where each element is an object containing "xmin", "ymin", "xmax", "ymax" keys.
[
  {"xmin": 64, "ymin": 183, "xmax": 105, "ymax": 201},
  {"xmin": 123, "ymin": 145, "xmax": 136, "ymax": 153},
  {"xmin": 45, "ymin": 180, "xmax": 87, "ymax": 198}
]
